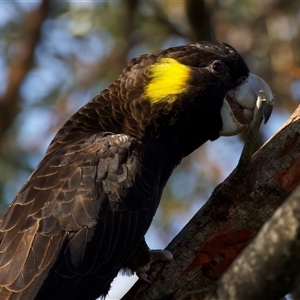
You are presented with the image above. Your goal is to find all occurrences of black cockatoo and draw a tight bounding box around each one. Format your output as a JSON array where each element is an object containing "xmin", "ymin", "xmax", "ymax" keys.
[{"xmin": 0, "ymin": 42, "xmax": 273, "ymax": 299}]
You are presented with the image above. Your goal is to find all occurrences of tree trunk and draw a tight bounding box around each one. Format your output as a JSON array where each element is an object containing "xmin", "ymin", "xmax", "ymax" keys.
[{"xmin": 122, "ymin": 105, "xmax": 300, "ymax": 300}]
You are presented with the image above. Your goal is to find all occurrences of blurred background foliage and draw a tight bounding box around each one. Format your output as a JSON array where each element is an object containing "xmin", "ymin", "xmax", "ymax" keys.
[{"xmin": 0, "ymin": 0, "xmax": 298, "ymax": 298}]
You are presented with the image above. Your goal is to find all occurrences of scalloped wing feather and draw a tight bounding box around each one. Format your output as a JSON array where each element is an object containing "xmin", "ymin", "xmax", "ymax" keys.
[{"xmin": 0, "ymin": 132, "xmax": 161, "ymax": 299}]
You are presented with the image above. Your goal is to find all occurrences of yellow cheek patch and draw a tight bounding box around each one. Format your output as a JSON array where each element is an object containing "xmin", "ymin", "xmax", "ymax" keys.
[{"xmin": 145, "ymin": 58, "xmax": 190, "ymax": 104}]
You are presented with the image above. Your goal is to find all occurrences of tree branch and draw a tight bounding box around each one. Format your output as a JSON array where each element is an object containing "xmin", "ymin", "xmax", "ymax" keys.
[
  {"xmin": 122, "ymin": 105, "xmax": 300, "ymax": 300},
  {"xmin": 204, "ymin": 185, "xmax": 300, "ymax": 300},
  {"xmin": 145, "ymin": 1, "xmax": 189, "ymax": 39},
  {"xmin": 185, "ymin": 0, "xmax": 212, "ymax": 41},
  {"xmin": 0, "ymin": 0, "xmax": 50, "ymax": 138}
]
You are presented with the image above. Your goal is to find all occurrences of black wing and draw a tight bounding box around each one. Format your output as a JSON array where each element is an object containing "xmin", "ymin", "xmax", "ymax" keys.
[{"xmin": 0, "ymin": 132, "xmax": 162, "ymax": 300}]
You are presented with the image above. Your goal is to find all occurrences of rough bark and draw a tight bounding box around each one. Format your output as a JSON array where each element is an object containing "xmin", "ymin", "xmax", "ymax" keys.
[
  {"xmin": 204, "ymin": 185, "xmax": 300, "ymax": 300},
  {"xmin": 122, "ymin": 106, "xmax": 300, "ymax": 300}
]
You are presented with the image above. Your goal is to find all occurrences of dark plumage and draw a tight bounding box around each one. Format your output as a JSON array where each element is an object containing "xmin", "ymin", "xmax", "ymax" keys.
[{"xmin": 0, "ymin": 42, "xmax": 271, "ymax": 299}]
